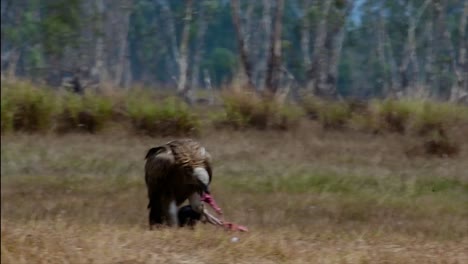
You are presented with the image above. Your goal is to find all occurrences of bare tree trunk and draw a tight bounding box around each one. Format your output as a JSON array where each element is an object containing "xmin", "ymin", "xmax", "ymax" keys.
[
  {"xmin": 177, "ymin": 0, "xmax": 193, "ymax": 100},
  {"xmin": 1, "ymin": 0, "xmax": 11, "ymax": 74},
  {"xmin": 6, "ymin": 49, "xmax": 20, "ymax": 78},
  {"xmin": 300, "ymin": 0, "xmax": 312, "ymax": 70},
  {"xmin": 451, "ymin": 1, "xmax": 467, "ymax": 101},
  {"xmin": 254, "ymin": 0, "xmax": 271, "ymax": 91},
  {"xmin": 424, "ymin": 20, "xmax": 435, "ymax": 96},
  {"xmin": 430, "ymin": 0, "xmax": 456, "ymax": 99},
  {"xmin": 325, "ymin": 0, "xmax": 354, "ymax": 99},
  {"xmin": 230, "ymin": 0, "xmax": 254, "ymax": 88},
  {"xmin": 203, "ymin": 69, "xmax": 214, "ymax": 105},
  {"xmin": 265, "ymin": 0, "xmax": 284, "ymax": 96},
  {"xmin": 377, "ymin": 12, "xmax": 390, "ymax": 95},
  {"xmin": 94, "ymin": 0, "xmax": 106, "ymax": 88},
  {"xmin": 384, "ymin": 29, "xmax": 400, "ymax": 97},
  {"xmin": 114, "ymin": 1, "xmax": 132, "ymax": 87},
  {"xmin": 3, "ymin": 1, "xmax": 23, "ymax": 79},
  {"xmin": 325, "ymin": 25, "xmax": 345, "ymax": 98},
  {"xmin": 306, "ymin": 0, "xmax": 332, "ymax": 95},
  {"xmin": 244, "ymin": 1, "xmax": 255, "ymax": 52},
  {"xmin": 190, "ymin": 0, "xmax": 208, "ymax": 91},
  {"xmin": 157, "ymin": 0, "xmax": 180, "ymax": 80},
  {"xmin": 398, "ymin": 0, "xmax": 431, "ymax": 97},
  {"xmin": 123, "ymin": 39, "xmax": 132, "ymax": 89}
]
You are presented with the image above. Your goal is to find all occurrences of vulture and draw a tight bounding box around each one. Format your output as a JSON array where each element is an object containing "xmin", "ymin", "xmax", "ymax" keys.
[{"xmin": 144, "ymin": 139, "xmax": 220, "ymax": 229}]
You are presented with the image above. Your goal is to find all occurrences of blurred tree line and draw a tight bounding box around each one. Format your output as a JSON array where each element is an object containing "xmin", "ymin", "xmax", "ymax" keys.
[{"xmin": 1, "ymin": 0, "xmax": 466, "ymax": 101}]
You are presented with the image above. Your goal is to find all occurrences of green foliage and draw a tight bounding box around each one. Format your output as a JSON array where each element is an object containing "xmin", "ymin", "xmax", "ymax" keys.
[
  {"xmin": 303, "ymin": 97, "xmax": 362, "ymax": 130},
  {"xmin": 127, "ymin": 95, "xmax": 200, "ymax": 136},
  {"xmin": 317, "ymin": 102, "xmax": 351, "ymax": 129},
  {"xmin": 218, "ymin": 90, "xmax": 303, "ymax": 130},
  {"xmin": 3, "ymin": 0, "xmax": 466, "ymax": 97},
  {"xmin": 408, "ymin": 101, "xmax": 468, "ymax": 136},
  {"xmin": 204, "ymin": 48, "xmax": 237, "ymax": 86},
  {"xmin": 2, "ymin": 81, "xmax": 467, "ymax": 140},
  {"xmin": 224, "ymin": 170, "xmax": 467, "ymax": 198},
  {"xmin": 371, "ymin": 100, "xmax": 412, "ymax": 133},
  {"xmin": 1, "ymin": 81, "xmax": 58, "ymax": 132},
  {"xmin": 220, "ymin": 90, "xmax": 262, "ymax": 128},
  {"xmin": 57, "ymin": 92, "xmax": 114, "ymax": 133},
  {"xmin": 301, "ymin": 95, "xmax": 323, "ymax": 120},
  {"xmin": 41, "ymin": 0, "xmax": 82, "ymax": 56},
  {"xmin": 1, "ymin": 93, "xmax": 15, "ymax": 132}
]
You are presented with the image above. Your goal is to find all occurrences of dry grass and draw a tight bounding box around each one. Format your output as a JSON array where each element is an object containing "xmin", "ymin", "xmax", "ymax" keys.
[
  {"xmin": 2, "ymin": 220, "xmax": 467, "ymax": 264},
  {"xmin": 2, "ymin": 126, "xmax": 468, "ymax": 263}
]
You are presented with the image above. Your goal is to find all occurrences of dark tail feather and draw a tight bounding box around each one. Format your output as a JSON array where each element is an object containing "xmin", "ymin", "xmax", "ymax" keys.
[{"xmin": 145, "ymin": 146, "xmax": 165, "ymax": 159}]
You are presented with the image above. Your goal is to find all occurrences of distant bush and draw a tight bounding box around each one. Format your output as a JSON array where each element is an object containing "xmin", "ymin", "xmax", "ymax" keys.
[
  {"xmin": 317, "ymin": 102, "xmax": 352, "ymax": 129},
  {"xmin": 218, "ymin": 90, "xmax": 303, "ymax": 130},
  {"xmin": 1, "ymin": 92, "xmax": 14, "ymax": 132},
  {"xmin": 303, "ymin": 97, "xmax": 370, "ymax": 130},
  {"xmin": 371, "ymin": 100, "xmax": 411, "ymax": 134},
  {"xmin": 1, "ymin": 81, "xmax": 58, "ymax": 132},
  {"xmin": 301, "ymin": 95, "xmax": 322, "ymax": 120},
  {"xmin": 2, "ymin": 80, "xmax": 467, "ymax": 140},
  {"xmin": 127, "ymin": 95, "xmax": 200, "ymax": 136},
  {"xmin": 423, "ymin": 137, "xmax": 459, "ymax": 157},
  {"xmin": 56, "ymin": 92, "xmax": 114, "ymax": 133},
  {"xmin": 406, "ymin": 132, "xmax": 460, "ymax": 158},
  {"xmin": 408, "ymin": 101, "xmax": 468, "ymax": 136}
]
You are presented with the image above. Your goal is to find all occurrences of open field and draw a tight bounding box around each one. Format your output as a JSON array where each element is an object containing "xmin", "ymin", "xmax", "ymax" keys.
[{"xmin": 2, "ymin": 127, "xmax": 468, "ymax": 263}]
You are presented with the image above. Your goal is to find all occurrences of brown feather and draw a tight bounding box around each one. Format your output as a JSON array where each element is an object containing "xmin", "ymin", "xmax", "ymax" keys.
[{"xmin": 144, "ymin": 139, "xmax": 213, "ymax": 227}]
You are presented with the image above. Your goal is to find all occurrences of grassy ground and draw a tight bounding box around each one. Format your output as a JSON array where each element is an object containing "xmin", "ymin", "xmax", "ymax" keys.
[{"xmin": 2, "ymin": 126, "xmax": 468, "ymax": 263}]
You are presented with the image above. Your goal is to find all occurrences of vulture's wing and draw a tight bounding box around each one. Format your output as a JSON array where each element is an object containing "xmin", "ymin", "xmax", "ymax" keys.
[
  {"xmin": 167, "ymin": 139, "xmax": 213, "ymax": 184},
  {"xmin": 144, "ymin": 146, "xmax": 175, "ymax": 208}
]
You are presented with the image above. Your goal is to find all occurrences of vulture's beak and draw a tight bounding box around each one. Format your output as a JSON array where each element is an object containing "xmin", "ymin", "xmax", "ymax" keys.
[
  {"xmin": 204, "ymin": 184, "xmax": 211, "ymax": 194},
  {"xmin": 197, "ymin": 179, "xmax": 210, "ymax": 194}
]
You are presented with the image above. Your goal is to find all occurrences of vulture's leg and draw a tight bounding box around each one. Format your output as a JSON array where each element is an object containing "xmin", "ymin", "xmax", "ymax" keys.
[
  {"xmin": 166, "ymin": 199, "xmax": 179, "ymax": 227},
  {"xmin": 148, "ymin": 196, "xmax": 163, "ymax": 229}
]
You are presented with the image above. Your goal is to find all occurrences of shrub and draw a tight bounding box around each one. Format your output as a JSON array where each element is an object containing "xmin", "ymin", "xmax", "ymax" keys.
[
  {"xmin": 301, "ymin": 95, "xmax": 323, "ymax": 120},
  {"xmin": 348, "ymin": 112, "xmax": 378, "ymax": 133},
  {"xmin": 271, "ymin": 103, "xmax": 304, "ymax": 130},
  {"xmin": 127, "ymin": 95, "xmax": 200, "ymax": 136},
  {"xmin": 423, "ymin": 137, "xmax": 459, "ymax": 157},
  {"xmin": 221, "ymin": 90, "xmax": 263, "ymax": 128},
  {"xmin": 317, "ymin": 102, "xmax": 351, "ymax": 130},
  {"xmin": 1, "ymin": 81, "xmax": 58, "ymax": 132},
  {"xmin": 371, "ymin": 100, "xmax": 411, "ymax": 133},
  {"xmin": 57, "ymin": 92, "xmax": 113, "ymax": 133},
  {"xmin": 219, "ymin": 90, "xmax": 303, "ymax": 130},
  {"xmin": 1, "ymin": 93, "xmax": 14, "ymax": 132},
  {"xmin": 409, "ymin": 101, "xmax": 468, "ymax": 136},
  {"xmin": 406, "ymin": 132, "xmax": 460, "ymax": 158}
]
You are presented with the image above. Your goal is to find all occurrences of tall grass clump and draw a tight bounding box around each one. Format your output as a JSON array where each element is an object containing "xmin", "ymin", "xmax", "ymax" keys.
[
  {"xmin": 302, "ymin": 96, "xmax": 363, "ymax": 130},
  {"xmin": 1, "ymin": 81, "xmax": 58, "ymax": 132},
  {"xmin": 408, "ymin": 100, "xmax": 468, "ymax": 135},
  {"xmin": 127, "ymin": 94, "xmax": 200, "ymax": 136},
  {"xmin": 57, "ymin": 92, "xmax": 114, "ymax": 133},
  {"xmin": 218, "ymin": 89, "xmax": 303, "ymax": 130},
  {"xmin": 317, "ymin": 101, "xmax": 352, "ymax": 129},
  {"xmin": 301, "ymin": 95, "xmax": 322, "ymax": 120},
  {"xmin": 1, "ymin": 91, "xmax": 15, "ymax": 132},
  {"xmin": 370, "ymin": 99, "xmax": 412, "ymax": 133},
  {"xmin": 402, "ymin": 100, "xmax": 467, "ymax": 157}
]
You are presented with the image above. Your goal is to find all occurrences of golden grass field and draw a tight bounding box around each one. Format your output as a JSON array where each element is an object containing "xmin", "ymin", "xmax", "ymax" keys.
[{"xmin": 2, "ymin": 125, "xmax": 468, "ymax": 263}]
